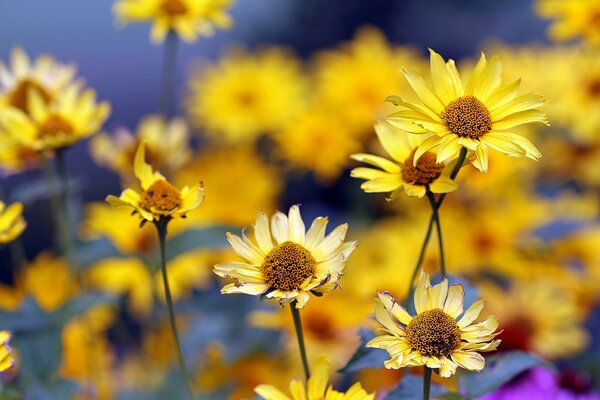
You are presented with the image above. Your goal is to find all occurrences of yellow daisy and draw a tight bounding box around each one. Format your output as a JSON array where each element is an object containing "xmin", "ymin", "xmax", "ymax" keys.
[
  {"xmin": 536, "ymin": 0, "xmax": 600, "ymax": 45},
  {"xmin": 367, "ymin": 273, "xmax": 501, "ymax": 378},
  {"xmin": 0, "ymin": 331, "xmax": 15, "ymax": 372},
  {"xmin": 255, "ymin": 355, "xmax": 375, "ymax": 400},
  {"xmin": 214, "ymin": 205, "xmax": 357, "ymax": 308},
  {"xmin": 0, "ymin": 133, "xmax": 41, "ymax": 174},
  {"xmin": 90, "ymin": 114, "xmax": 192, "ymax": 181},
  {"xmin": 0, "ymin": 47, "xmax": 76, "ymax": 114},
  {"xmin": 106, "ymin": 141, "xmax": 203, "ymax": 222},
  {"xmin": 0, "ymin": 84, "xmax": 110, "ymax": 151},
  {"xmin": 113, "ymin": 0, "xmax": 233, "ymax": 44},
  {"xmin": 387, "ymin": 49, "xmax": 547, "ymax": 172},
  {"xmin": 0, "ymin": 201, "xmax": 26, "ymax": 244},
  {"xmin": 186, "ymin": 47, "xmax": 308, "ymax": 143},
  {"xmin": 351, "ymin": 121, "xmax": 458, "ymax": 198}
]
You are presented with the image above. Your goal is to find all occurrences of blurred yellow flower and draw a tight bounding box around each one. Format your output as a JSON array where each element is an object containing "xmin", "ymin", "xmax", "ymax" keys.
[
  {"xmin": 114, "ymin": 0, "xmax": 233, "ymax": 43},
  {"xmin": 153, "ymin": 249, "xmax": 214, "ymax": 302},
  {"xmin": 91, "ymin": 114, "xmax": 192, "ymax": 182},
  {"xmin": 255, "ymin": 355, "xmax": 375, "ymax": 400},
  {"xmin": 0, "ymin": 200, "xmax": 26, "ymax": 244},
  {"xmin": 351, "ymin": 121, "xmax": 458, "ymax": 198},
  {"xmin": 21, "ymin": 252, "xmax": 74, "ymax": 311},
  {"xmin": 275, "ymin": 107, "xmax": 361, "ymax": 182},
  {"xmin": 0, "ymin": 47, "xmax": 76, "ymax": 114},
  {"xmin": 0, "ymin": 84, "xmax": 110, "ymax": 151},
  {"xmin": 186, "ymin": 47, "xmax": 307, "ymax": 143},
  {"xmin": 173, "ymin": 146, "xmax": 282, "ymax": 226},
  {"xmin": 387, "ymin": 49, "xmax": 547, "ymax": 172},
  {"xmin": 0, "ymin": 331, "xmax": 14, "ymax": 372},
  {"xmin": 536, "ymin": 0, "xmax": 600, "ymax": 45},
  {"xmin": 481, "ymin": 279, "xmax": 589, "ymax": 359},
  {"xmin": 214, "ymin": 205, "xmax": 357, "ymax": 308},
  {"xmin": 313, "ymin": 26, "xmax": 424, "ymax": 133},
  {"xmin": 367, "ymin": 273, "xmax": 501, "ymax": 378},
  {"xmin": 0, "ymin": 133, "xmax": 41, "ymax": 174},
  {"xmin": 106, "ymin": 141, "xmax": 204, "ymax": 222},
  {"xmin": 0, "ymin": 283, "xmax": 24, "ymax": 311}
]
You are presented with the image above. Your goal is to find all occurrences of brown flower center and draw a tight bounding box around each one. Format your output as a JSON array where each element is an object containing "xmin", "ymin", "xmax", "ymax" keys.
[
  {"xmin": 139, "ymin": 179, "xmax": 182, "ymax": 212},
  {"xmin": 441, "ymin": 95, "xmax": 492, "ymax": 139},
  {"xmin": 401, "ymin": 149, "xmax": 444, "ymax": 186},
  {"xmin": 38, "ymin": 115, "xmax": 74, "ymax": 139},
  {"xmin": 160, "ymin": 0, "xmax": 188, "ymax": 15},
  {"xmin": 406, "ymin": 308, "xmax": 462, "ymax": 357},
  {"xmin": 8, "ymin": 79, "xmax": 52, "ymax": 113},
  {"xmin": 262, "ymin": 241, "xmax": 316, "ymax": 292}
]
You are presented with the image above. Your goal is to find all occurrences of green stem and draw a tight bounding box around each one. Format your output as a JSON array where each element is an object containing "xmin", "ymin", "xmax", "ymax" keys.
[
  {"xmin": 426, "ymin": 189, "xmax": 445, "ymax": 277},
  {"xmin": 160, "ymin": 30, "xmax": 179, "ymax": 118},
  {"xmin": 41, "ymin": 155, "xmax": 69, "ymax": 260},
  {"xmin": 290, "ymin": 301, "xmax": 310, "ymax": 382},
  {"xmin": 155, "ymin": 219, "xmax": 196, "ymax": 400},
  {"xmin": 403, "ymin": 147, "xmax": 468, "ymax": 308},
  {"xmin": 423, "ymin": 367, "xmax": 432, "ymax": 400},
  {"xmin": 55, "ymin": 150, "xmax": 75, "ymax": 271}
]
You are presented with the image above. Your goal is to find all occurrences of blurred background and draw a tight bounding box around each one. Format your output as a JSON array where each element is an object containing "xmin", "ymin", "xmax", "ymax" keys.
[{"xmin": 1, "ymin": 0, "xmax": 600, "ymax": 398}]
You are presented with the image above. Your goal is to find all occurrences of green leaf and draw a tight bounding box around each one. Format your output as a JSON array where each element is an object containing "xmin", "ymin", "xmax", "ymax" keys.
[
  {"xmin": 460, "ymin": 351, "xmax": 550, "ymax": 398},
  {"xmin": 385, "ymin": 374, "xmax": 448, "ymax": 400},
  {"xmin": 338, "ymin": 328, "xmax": 388, "ymax": 374}
]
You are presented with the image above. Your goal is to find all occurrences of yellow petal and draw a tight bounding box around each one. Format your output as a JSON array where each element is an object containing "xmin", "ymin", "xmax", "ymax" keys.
[{"xmin": 287, "ymin": 205, "xmax": 306, "ymax": 245}]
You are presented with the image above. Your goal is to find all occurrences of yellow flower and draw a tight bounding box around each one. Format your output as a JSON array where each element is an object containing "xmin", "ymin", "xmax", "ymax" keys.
[
  {"xmin": 90, "ymin": 114, "xmax": 192, "ymax": 182},
  {"xmin": 21, "ymin": 252, "xmax": 74, "ymax": 311},
  {"xmin": 0, "ymin": 84, "xmax": 110, "ymax": 151},
  {"xmin": 367, "ymin": 273, "xmax": 501, "ymax": 378},
  {"xmin": 275, "ymin": 107, "xmax": 361, "ymax": 183},
  {"xmin": 351, "ymin": 121, "xmax": 458, "ymax": 198},
  {"xmin": 0, "ymin": 133, "xmax": 41, "ymax": 174},
  {"xmin": 214, "ymin": 205, "xmax": 357, "ymax": 308},
  {"xmin": 0, "ymin": 201, "xmax": 26, "ymax": 244},
  {"xmin": 0, "ymin": 47, "xmax": 76, "ymax": 114},
  {"xmin": 255, "ymin": 355, "xmax": 375, "ymax": 400},
  {"xmin": 387, "ymin": 49, "xmax": 547, "ymax": 172},
  {"xmin": 113, "ymin": 0, "xmax": 233, "ymax": 43},
  {"xmin": 0, "ymin": 331, "xmax": 15, "ymax": 372},
  {"xmin": 106, "ymin": 141, "xmax": 204, "ymax": 222},
  {"xmin": 536, "ymin": 0, "xmax": 600, "ymax": 45},
  {"xmin": 186, "ymin": 47, "xmax": 307, "ymax": 143}
]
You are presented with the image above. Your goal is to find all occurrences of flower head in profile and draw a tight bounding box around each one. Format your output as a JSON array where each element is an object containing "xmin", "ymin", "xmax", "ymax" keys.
[
  {"xmin": 351, "ymin": 121, "xmax": 458, "ymax": 198},
  {"xmin": 0, "ymin": 201, "xmax": 26, "ymax": 244},
  {"xmin": 387, "ymin": 49, "xmax": 547, "ymax": 172},
  {"xmin": 0, "ymin": 331, "xmax": 15, "ymax": 372},
  {"xmin": 106, "ymin": 141, "xmax": 204, "ymax": 222},
  {"xmin": 214, "ymin": 205, "xmax": 357, "ymax": 308},
  {"xmin": 113, "ymin": 0, "xmax": 234, "ymax": 44},
  {"xmin": 255, "ymin": 355, "xmax": 375, "ymax": 400},
  {"xmin": 0, "ymin": 84, "xmax": 110, "ymax": 152},
  {"xmin": 536, "ymin": 0, "xmax": 600, "ymax": 46},
  {"xmin": 367, "ymin": 272, "xmax": 501, "ymax": 377}
]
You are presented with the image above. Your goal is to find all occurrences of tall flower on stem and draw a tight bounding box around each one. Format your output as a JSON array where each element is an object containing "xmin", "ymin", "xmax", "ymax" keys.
[
  {"xmin": 106, "ymin": 141, "xmax": 203, "ymax": 399},
  {"xmin": 367, "ymin": 273, "xmax": 500, "ymax": 398},
  {"xmin": 214, "ymin": 206, "xmax": 356, "ymax": 380}
]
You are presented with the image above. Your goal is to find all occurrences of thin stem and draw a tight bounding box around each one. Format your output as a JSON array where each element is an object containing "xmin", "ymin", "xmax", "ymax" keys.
[
  {"xmin": 55, "ymin": 150, "xmax": 74, "ymax": 270},
  {"xmin": 426, "ymin": 189, "xmax": 445, "ymax": 277},
  {"xmin": 403, "ymin": 147, "xmax": 468, "ymax": 307},
  {"xmin": 290, "ymin": 301, "xmax": 310, "ymax": 382},
  {"xmin": 159, "ymin": 30, "xmax": 179, "ymax": 118},
  {"xmin": 423, "ymin": 367, "xmax": 432, "ymax": 400},
  {"xmin": 155, "ymin": 219, "xmax": 196, "ymax": 400},
  {"xmin": 41, "ymin": 154, "xmax": 69, "ymax": 259}
]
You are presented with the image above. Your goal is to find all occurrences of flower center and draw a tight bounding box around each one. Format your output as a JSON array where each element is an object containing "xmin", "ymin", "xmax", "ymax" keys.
[
  {"xmin": 401, "ymin": 149, "xmax": 444, "ymax": 186},
  {"xmin": 406, "ymin": 308, "xmax": 462, "ymax": 357},
  {"xmin": 8, "ymin": 79, "xmax": 52, "ymax": 114},
  {"xmin": 441, "ymin": 95, "xmax": 492, "ymax": 139},
  {"xmin": 38, "ymin": 115, "xmax": 74, "ymax": 139},
  {"xmin": 262, "ymin": 241, "xmax": 316, "ymax": 292},
  {"xmin": 160, "ymin": 0, "xmax": 188, "ymax": 15},
  {"xmin": 139, "ymin": 179, "xmax": 182, "ymax": 212}
]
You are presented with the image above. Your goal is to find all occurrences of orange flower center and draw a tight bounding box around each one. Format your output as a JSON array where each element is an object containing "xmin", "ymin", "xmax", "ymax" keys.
[
  {"xmin": 406, "ymin": 308, "xmax": 461, "ymax": 357},
  {"xmin": 160, "ymin": 0, "xmax": 188, "ymax": 16},
  {"xmin": 441, "ymin": 95, "xmax": 492, "ymax": 139},
  {"xmin": 401, "ymin": 149, "xmax": 444, "ymax": 186},
  {"xmin": 8, "ymin": 79, "xmax": 52, "ymax": 113},
  {"xmin": 139, "ymin": 179, "xmax": 182, "ymax": 212},
  {"xmin": 38, "ymin": 115, "xmax": 74, "ymax": 139},
  {"xmin": 262, "ymin": 241, "xmax": 316, "ymax": 292}
]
